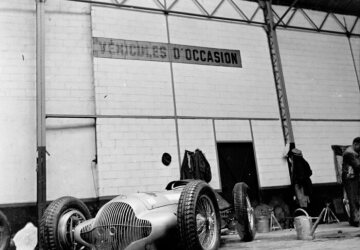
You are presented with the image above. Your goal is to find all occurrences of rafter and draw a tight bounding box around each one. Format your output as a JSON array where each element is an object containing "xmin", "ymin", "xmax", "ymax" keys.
[
  {"xmin": 285, "ymin": 8, "xmax": 297, "ymax": 26},
  {"xmin": 192, "ymin": 0, "xmax": 210, "ymax": 16},
  {"xmin": 228, "ymin": 0, "xmax": 250, "ymax": 21},
  {"xmin": 250, "ymin": 5, "xmax": 261, "ymax": 21},
  {"xmin": 332, "ymin": 13, "xmax": 348, "ymax": 32},
  {"xmin": 350, "ymin": 17, "xmax": 359, "ymax": 34},
  {"xmin": 299, "ymin": 8, "xmax": 318, "ymax": 30},
  {"xmin": 210, "ymin": 0, "xmax": 226, "ymax": 16},
  {"xmin": 318, "ymin": 12, "xmax": 330, "ymax": 30},
  {"xmin": 153, "ymin": 0, "xmax": 165, "ymax": 10},
  {"xmin": 67, "ymin": 0, "xmax": 360, "ymax": 37},
  {"xmin": 274, "ymin": 0, "xmax": 299, "ymax": 28},
  {"xmin": 167, "ymin": 0, "xmax": 179, "ymax": 10}
]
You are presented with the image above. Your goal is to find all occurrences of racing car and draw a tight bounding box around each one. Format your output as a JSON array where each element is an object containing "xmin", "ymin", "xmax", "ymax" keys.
[{"xmin": 40, "ymin": 180, "xmax": 256, "ymax": 250}]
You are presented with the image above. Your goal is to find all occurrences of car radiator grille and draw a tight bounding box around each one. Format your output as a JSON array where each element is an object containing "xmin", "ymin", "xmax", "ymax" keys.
[{"xmin": 80, "ymin": 202, "xmax": 152, "ymax": 250}]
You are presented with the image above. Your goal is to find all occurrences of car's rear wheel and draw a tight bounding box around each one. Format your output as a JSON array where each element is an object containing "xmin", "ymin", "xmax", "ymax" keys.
[
  {"xmin": 233, "ymin": 182, "xmax": 256, "ymax": 241},
  {"xmin": 177, "ymin": 180, "xmax": 220, "ymax": 250},
  {"xmin": 0, "ymin": 210, "xmax": 10, "ymax": 250},
  {"xmin": 40, "ymin": 196, "xmax": 91, "ymax": 250}
]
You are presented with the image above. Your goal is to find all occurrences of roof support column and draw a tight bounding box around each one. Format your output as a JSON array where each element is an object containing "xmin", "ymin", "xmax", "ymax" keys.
[
  {"xmin": 36, "ymin": 0, "xmax": 46, "ymax": 248},
  {"xmin": 259, "ymin": 0, "xmax": 295, "ymax": 147}
]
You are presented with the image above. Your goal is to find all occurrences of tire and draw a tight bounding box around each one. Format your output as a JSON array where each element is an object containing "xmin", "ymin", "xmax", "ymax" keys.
[
  {"xmin": 177, "ymin": 180, "xmax": 220, "ymax": 250},
  {"xmin": 0, "ymin": 210, "xmax": 10, "ymax": 250},
  {"xmin": 40, "ymin": 196, "xmax": 92, "ymax": 250},
  {"xmin": 233, "ymin": 182, "xmax": 256, "ymax": 242}
]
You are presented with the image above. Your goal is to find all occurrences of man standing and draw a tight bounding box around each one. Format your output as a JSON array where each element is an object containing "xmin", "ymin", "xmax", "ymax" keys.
[{"xmin": 342, "ymin": 137, "xmax": 360, "ymax": 226}]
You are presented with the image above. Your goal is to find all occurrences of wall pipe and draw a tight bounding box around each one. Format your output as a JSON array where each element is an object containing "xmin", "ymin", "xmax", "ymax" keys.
[{"xmin": 36, "ymin": 0, "xmax": 46, "ymax": 249}]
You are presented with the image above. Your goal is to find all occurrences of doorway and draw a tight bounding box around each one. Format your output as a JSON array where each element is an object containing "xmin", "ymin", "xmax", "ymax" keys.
[{"xmin": 217, "ymin": 142, "xmax": 260, "ymax": 203}]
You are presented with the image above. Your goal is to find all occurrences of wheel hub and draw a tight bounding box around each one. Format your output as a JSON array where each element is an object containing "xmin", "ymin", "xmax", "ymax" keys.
[
  {"xmin": 58, "ymin": 209, "xmax": 86, "ymax": 249},
  {"xmin": 196, "ymin": 195, "xmax": 217, "ymax": 249}
]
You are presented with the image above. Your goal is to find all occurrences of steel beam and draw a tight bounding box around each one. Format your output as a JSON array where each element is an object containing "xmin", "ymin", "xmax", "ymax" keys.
[
  {"xmin": 274, "ymin": 0, "xmax": 299, "ymax": 29},
  {"xmin": 67, "ymin": 0, "xmax": 360, "ymax": 37},
  {"xmin": 260, "ymin": 0, "xmax": 295, "ymax": 146},
  {"xmin": 36, "ymin": 0, "xmax": 46, "ymax": 249},
  {"xmin": 67, "ymin": 0, "xmax": 265, "ymax": 26}
]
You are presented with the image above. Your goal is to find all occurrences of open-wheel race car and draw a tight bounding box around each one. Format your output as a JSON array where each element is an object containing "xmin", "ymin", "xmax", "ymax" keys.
[{"xmin": 40, "ymin": 180, "xmax": 256, "ymax": 250}]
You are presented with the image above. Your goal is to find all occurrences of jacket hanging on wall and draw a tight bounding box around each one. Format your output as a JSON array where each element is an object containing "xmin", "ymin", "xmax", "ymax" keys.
[{"xmin": 180, "ymin": 149, "xmax": 212, "ymax": 183}]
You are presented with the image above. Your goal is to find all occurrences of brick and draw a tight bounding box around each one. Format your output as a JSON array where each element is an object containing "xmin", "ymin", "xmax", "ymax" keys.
[
  {"xmin": 92, "ymin": 7, "xmax": 168, "ymax": 42},
  {"xmin": 278, "ymin": 30, "xmax": 360, "ymax": 120},
  {"xmin": 251, "ymin": 120, "xmax": 290, "ymax": 187},
  {"xmin": 97, "ymin": 118, "xmax": 179, "ymax": 196}
]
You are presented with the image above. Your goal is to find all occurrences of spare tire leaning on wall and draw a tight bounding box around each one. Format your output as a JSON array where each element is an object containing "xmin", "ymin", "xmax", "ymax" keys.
[
  {"xmin": 40, "ymin": 196, "xmax": 92, "ymax": 250},
  {"xmin": 0, "ymin": 210, "xmax": 11, "ymax": 250}
]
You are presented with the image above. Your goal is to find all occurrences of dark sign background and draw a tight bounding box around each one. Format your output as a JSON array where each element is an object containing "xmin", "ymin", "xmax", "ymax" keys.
[{"xmin": 93, "ymin": 37, "xmax": 242, "ymax": 68}]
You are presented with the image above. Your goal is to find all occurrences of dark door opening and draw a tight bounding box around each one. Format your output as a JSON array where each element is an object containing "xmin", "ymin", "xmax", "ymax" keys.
[{"xmin": 217, "ymin": 142, "xmax": 260, "ymax": 204}]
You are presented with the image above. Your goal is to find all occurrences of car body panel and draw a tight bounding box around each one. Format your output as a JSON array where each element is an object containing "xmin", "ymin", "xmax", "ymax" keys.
[{"xmin": 74, "ymin": 189, "xmax": 183, "ymax": 250}]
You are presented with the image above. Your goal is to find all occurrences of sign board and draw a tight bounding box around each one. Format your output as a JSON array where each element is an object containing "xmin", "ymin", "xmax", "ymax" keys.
[{"xmin": 93, "ymin": 37, "xmax": 242, "ymax": 68}]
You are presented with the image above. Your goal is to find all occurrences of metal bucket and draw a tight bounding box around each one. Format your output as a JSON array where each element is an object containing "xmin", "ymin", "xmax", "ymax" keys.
[
  {"xmin": 256, "ymin": 216, "xmax": 270, "ymax": 233},
  {"xmin": 294, "ymin": 208, "xmax": 314, "ymax": 240}
]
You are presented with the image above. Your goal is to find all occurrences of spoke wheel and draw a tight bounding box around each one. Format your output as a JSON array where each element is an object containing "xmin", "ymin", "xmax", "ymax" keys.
[
  {"xmin": 58, "ymin": 209, "xmax": 87, "ymax": 249},
  {"xmin": 246, "ymin": 196, "xmax": 255, "ymax": 233},
  {"xmin": 40, "ymin": 196, "xmax": 92, "ymax": 250},
  {"xmin": 233, "ymin": 182, "xmax": 256, "ymax": 242},
  {"xmin": 178, "ymin": 180, "xmax": 220, "ymax": 250},
  {"xmin": 196, "ymin": 195, "xmax": 217, "ymax": 249}
]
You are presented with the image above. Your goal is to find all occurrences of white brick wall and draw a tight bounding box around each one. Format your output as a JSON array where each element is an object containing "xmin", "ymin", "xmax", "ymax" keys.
[
  {"xmin": 0, "ymin": 104, "xmax": 36, "ymax": 204},
  {"xmin": 96, "ymin": 118, "xmax": 179, "ymax": 196},
  {"xmin": 0, "ymin": 0, "xmax": 96, "ymax": 203},
  {"xmin": 45, "ymin": 3, "xmax": 94, "ymax": 115},
  {"xmin": 350, "ymin": 38, "xmax": 360, "ymax": 76},
  {"xmin": 0, "ymin": 2, "xmax": 36, "ymax": 203},
  {"xmin": 214, "ymin": 120, "xmax": 252, "ymax": 142},
  {"xmin": 46, "ymin": 119, "xmax": 96, "ymax": 200},
  {"xmin": 91, "ymin": 5, "xmax": 279, "ymax": 194},
  {"xmin": 278, "ymin": 30, "xmax": 360, "ymax": 120},
  {"xmin": 94, "ymin": 58, "xmax": 174, "ymax": 116},
  {"xmin": 46, "ymin": 0, "xmax": 90, "ymax": 13},
  {"xmin": 178, "ymin": 119, "xmax": 220, "ymax": 189},
  {"xmin": 2, "ymin": 1, "xmax": 358, "ymax": 204},
  {"xmin": 44, "ymin": 1, "xmax": 96, "ymax": 200},
  {"xmin": 251, "ymin": 120, "xmax": 290, "ymax": 187},
  {"xmin": 169, "ymin": 17, "xmax": 279, "ymax": 118},
  {"xmin": 0, "ymin": 0, "xmax": 34, "ymax": 10},
  {"xmin": 92, "ymin": 7, "xmax": 168, "ymax": 43},
  {"xmin": 292, "ymin": 121, "xmax": 360, "ymax": 184}
]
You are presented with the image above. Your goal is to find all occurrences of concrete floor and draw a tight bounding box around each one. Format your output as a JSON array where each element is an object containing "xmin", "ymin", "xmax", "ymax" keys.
[{"xmin": 220, "ymin": 222, "xmax": 360, "ymax": 250}]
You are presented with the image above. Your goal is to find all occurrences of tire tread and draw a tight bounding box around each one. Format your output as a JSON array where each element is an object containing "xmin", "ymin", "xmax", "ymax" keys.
[{"xmin": 40, "ymin": 196, "xmax": 91, "ymax": 250}]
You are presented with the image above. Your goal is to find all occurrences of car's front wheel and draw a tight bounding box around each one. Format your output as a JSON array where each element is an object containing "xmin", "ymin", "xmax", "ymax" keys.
[
  {"xmin": 233, "ymin": 182, "xmax": 256, "ymax": 241},
  {"xmin": 177, "ymin": 180, "xmax": 220, "ymax": 250},
  {"xmin": 40, "ymin": 196, "xmax": 92, "ymax": 250}
]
